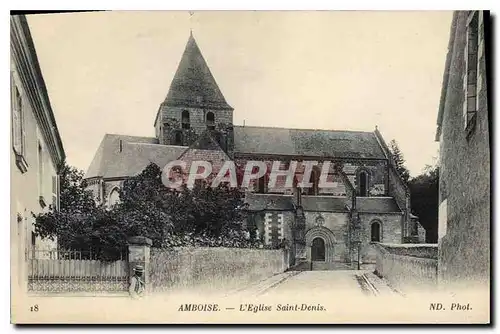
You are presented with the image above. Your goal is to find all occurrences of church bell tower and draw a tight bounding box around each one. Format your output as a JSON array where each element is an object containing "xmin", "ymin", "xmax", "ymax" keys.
[{"xmin": 154, "ymin": 32, "xmax": 234, "ymax": 156}]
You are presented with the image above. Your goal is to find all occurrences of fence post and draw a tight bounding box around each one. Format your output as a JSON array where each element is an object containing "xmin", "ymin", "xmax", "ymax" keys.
[{"xmin": 128, "ymin": 236, "xmax": 152, "ymax": 294}]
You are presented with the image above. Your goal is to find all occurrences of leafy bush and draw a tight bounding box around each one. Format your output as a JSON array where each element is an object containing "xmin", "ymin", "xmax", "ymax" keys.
[{"xmin": 33, "ymin": 162, "xmax": 252, "ymax": 261}]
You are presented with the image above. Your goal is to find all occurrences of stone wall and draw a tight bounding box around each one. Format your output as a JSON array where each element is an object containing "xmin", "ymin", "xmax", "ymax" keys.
[
  {"xmin": 149, "ymin": 247, "xmax": 287, "ymax": 294},
  {"xmin": 437, "ymin": 11, "xmax": 490, "ymax": 288},
  {"xmin": 374, "ymin": 243, "xmax": 438, "ymax": 293},
  {"xmin": 251, "ymin": 211, "xmax": 294, "ymax": 247},
  {"xmin": 359, "ymin": 213, "xmax": 403, "ymax": 263},
  {"xmin": 343, "ymin": 160, "xmax": 387, "ymax": 196},
  {"xmin": 157, "ymin": 105, "xmax": 233, "ymax": 146},
  {"xmin": 233, "ymin": 158, "xmax": 388, "ymax": 196}
]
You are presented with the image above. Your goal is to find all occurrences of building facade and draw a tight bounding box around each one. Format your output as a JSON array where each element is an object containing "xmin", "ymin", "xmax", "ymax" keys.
[
  {"xmin": 436, "ymin": 11, "xmax": 490, "ymax": 288},
  {"xmin": 10, "ymin": 15, "xmax": 66, "ymax": 294},
  {"xmin": 85, "ymin": 32, "xmax": 424, "ymax": 270}
]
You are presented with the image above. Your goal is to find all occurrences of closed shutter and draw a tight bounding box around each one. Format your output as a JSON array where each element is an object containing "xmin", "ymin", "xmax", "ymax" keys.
[
  {"xmin": 11, "ymin": 72, "xmax": 22, "ymax": 154},
  {"xmin": 52, "ymin": 175, "xmax": 58, "ymax": 211},
  {"xmin": 464, "ymin": 11, "xmax": 479, "ymax": 130}
]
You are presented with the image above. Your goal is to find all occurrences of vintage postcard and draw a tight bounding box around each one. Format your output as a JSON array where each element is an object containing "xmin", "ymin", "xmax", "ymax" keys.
[{"xmin": 10, "ymin": 10, "xmax": 491, "ymax": 324}]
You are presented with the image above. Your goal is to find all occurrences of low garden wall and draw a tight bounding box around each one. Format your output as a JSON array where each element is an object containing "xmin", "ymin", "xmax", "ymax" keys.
[
  {"xmin": 149, "ymin": 247, "xmax": 288, "ymax": 294},
  {"xmin": 373, "ymin": 243, "xmax": 438, "ymax": 293}
]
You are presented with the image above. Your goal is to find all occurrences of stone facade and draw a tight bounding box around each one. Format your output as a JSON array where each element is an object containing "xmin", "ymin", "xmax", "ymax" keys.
[
  {"xmin": 435, "ymin": 11, "xmax": 490, "ymax": 289},
  {"xmin": 359, "ymin": 213, "xmax": 403, "ymax": 263},
  {"xmin": 10, "ymin": 15, "xmax": 66, "ymax": 295},
  {"xmin": 156, "ymin": 105, "xmax": 234, "ymax": 152}
]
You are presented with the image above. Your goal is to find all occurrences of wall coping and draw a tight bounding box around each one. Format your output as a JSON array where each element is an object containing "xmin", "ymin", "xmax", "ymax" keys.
[
  {"xmin": 388, "ymin": 253, "xmax": 438, "ymax": 264},
  {"xmin": 373, "ymin": 242, "xmax": 438, "ymax": 259},
  {"xmin": 378, "ymin": 243, "xmax": 438, "ymax": 248},
  {"xmin": 151, "ymin": 246, "xmax": 285, "ymax": 252},
  {"xmin": 128, "ymin": 236, "xmax": 153, "ymax": 246}
]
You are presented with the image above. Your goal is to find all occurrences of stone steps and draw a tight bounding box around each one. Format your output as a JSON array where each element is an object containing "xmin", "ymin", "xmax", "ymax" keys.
[{"xmin": 312, "ymin": 261, "xmax": 355, "ymax": 271}]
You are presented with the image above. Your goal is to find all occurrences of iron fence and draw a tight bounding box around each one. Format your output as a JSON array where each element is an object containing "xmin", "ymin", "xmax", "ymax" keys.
[{"xmin": 27, "ymin": 249, "xmax": 129, "ymax": 294}]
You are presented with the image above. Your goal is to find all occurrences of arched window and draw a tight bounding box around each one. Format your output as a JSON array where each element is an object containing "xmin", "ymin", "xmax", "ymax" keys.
[
  {"xmin": 371, "ymin": 221, "xmax": 381, "ymax": 242},
  {"xmin": 206, "ymin": 112, "xmax": 215, "ymax": 130},
  {"xmin": 174, "ymin": 131, "xmax": 182, "ymax": 145},
  {"xmin": 109, "ymin": 188, "xmax": 121, "ymax": 207},
  {"xmin": 257, "ymin": 174, "xmax": 268, "ymax": 194},
  {"xmin": 358, "ymin": 170, "xmax": 369, "ymax": 197},
  {"xmin": 307, "ymin": 167, "xmax": 319, "ymax": 195},
  {"xmin": 181, "ymin": 110, "xmax": 190, "ymax": 129}
]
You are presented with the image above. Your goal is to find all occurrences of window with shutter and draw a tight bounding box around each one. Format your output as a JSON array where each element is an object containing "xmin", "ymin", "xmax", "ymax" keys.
[
  {"xmin": 11, "ymin": 71, "xmax": 28, "ymax": 173},
  {"xmin": 38, "ymin": 143, "xmax": 46, "ymax": 208},
  {"xmin": 464, "ymin": 11, "xmax": 479, "ymax": 137},
  {"xmin": 52, "ymin": 175, "xmax": 59, "ymax": 211}
]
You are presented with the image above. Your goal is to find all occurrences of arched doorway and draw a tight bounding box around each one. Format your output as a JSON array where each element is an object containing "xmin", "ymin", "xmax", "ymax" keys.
[
  {"xmin": 311, "ymin": 237, "xmax": 325, "ymax": 261},
  {"xmin": 305, "ymin": 226, "xmax": 337, "ymax": 269}
]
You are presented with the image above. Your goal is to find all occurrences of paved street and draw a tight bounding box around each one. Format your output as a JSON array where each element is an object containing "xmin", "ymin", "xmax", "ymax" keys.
[{"xmin": 260, "ymin": 270, "xmax": 373, "ymax": 298}]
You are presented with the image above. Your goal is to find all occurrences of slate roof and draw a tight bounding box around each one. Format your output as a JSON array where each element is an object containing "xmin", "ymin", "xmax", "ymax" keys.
[
  {"xmin": 86, "ymin": 126, "xmax": 387, "ymax": 180},
  {"xmin": 301, "ymin": 196, "xmax": 350, "ymax": 212},
  {"xmin": 244, "ymin": 194, "xmax": 351, "ymax": 213},
  {"xmin": 84, "ymin": 134, "xmax": 186, "ymax": 179},
  {"xmin": 233, "ymin": 126, "xmax": 386, "ymax": 159},
  {"xmin": 356, "ymin": 197, "xmax": 402, "ymax": 213},
  {"xmin": 244, "ymin": 193, "xmax": 295, "ymax": 211},
  {"xmin": 84, "ymin": 132, "xmax": 234, "ymax": 179},
  {"xmin": 164, "ymin": 33, "xmax": 233, "ymax": 110},
  {"xmin": 244, "ymin": 194, "xmax": 401, "ymax": 214}
]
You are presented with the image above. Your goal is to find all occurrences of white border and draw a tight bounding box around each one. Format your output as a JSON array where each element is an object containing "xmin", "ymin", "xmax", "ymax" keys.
[{"xmin": 2, "ymin": 2, "xmax": 499, "ymax": 333}]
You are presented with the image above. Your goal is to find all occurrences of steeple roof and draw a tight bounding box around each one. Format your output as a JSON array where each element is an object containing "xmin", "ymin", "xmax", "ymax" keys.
[{"xmin": 164, "ymin": 33, "xmax": 233, "ymax": 110}]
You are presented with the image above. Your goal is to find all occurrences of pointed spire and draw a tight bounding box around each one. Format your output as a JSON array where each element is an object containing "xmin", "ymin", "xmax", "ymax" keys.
[{"xmin": 164, "ymin": 31, "xmax": 233, "ymax": 110}]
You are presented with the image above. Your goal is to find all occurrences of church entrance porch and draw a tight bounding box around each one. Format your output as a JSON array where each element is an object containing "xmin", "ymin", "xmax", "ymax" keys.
[{"xmin": 305, "ymin": 226, "xmax": 341, "ymax": 271}]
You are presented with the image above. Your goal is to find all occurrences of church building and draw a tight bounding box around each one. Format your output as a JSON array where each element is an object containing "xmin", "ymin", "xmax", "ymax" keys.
[{"xmin": 84, "ymin": 33, "xmax": 424, "ymax": 270}]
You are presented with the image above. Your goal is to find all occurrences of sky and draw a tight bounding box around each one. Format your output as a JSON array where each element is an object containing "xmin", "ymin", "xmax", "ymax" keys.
[{"xmin": 26, "ymin": 11, "xmax": 452, "ymax": 177}]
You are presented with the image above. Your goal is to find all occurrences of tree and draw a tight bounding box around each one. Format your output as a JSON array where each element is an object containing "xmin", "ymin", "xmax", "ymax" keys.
[
  {"xmin": 389, "ymin": 139, "xmax": 411, "ymax": 184},
  {"xmin": 33, "ymin": 163, "xmax": 128, "ymax": 260},
  {"xmin": 408, "ymin": 164, "xmax": 439, "ymax": 243},
  {"xmin": 33, "ymin": 163, "xmax": 96, "ymax": 250},
  {"xmin": 59, "ymin": 164, "xmax": 96, "ymax": 213},
  {"xmin": 112, "ymin": 163, "xmax": 175, "ymax": 248},
  {"xmin": 33, "ymin": 162, "xmax": 253, "ymax": 260}
]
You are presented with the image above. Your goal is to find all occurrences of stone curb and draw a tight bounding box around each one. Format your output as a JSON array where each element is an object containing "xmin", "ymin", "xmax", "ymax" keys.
[
  {"xmin": 255, "ymin": 271, "xmax": 301, "ymax": 296},
  {"xmin": 363, "ymin": 271, "xmax": 403, "ymax": 296}
]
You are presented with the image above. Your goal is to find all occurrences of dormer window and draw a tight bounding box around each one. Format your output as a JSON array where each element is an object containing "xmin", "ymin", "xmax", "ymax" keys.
[
  {"xmin": 181, "ymin": 110, "xmax": 190, "ymax": 129},
  {"xmin": 206, "ymin": 112, "xmax": 215, "ymax": 130}
]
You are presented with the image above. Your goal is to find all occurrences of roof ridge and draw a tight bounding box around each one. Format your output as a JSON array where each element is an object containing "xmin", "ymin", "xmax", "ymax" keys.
[
  {"xmin": 126, "ymin": 142, "xmax": 185, "ymax": 148},
  {"xmin": 104, "ymin": 133, "xmax": 156, "ymax": 139},
  {"xmin": 234, "ymin": 124, "xmax": 376, "ymax": 134}
]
